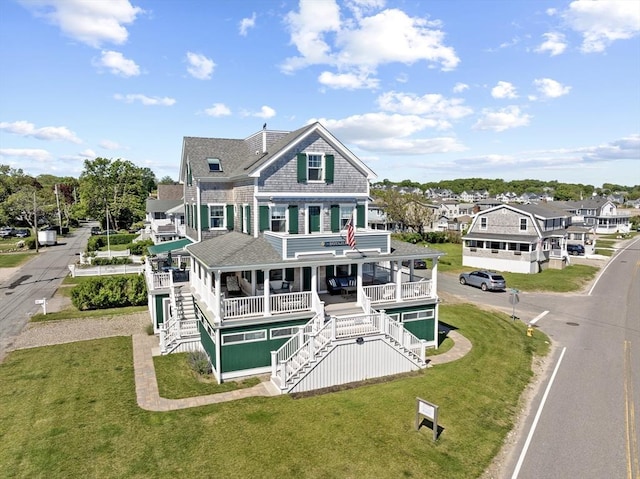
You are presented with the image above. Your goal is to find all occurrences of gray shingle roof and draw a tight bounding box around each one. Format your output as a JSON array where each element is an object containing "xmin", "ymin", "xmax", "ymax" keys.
[
  {"xmin": 186, "ymin": 232, "xmax": 444, "ymax": 271},
  {"xmin": 183, "ymin": 123, "xmax": 318, "ymax": 181},
  {"xmin": 145, "ymin": 199, "xmax": 182, "ymax": 213}
]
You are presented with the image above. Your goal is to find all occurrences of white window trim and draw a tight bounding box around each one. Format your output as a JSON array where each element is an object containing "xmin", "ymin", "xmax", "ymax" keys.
[
  {"xmin": 270, "ymin": 204, "xmax": 288, "ymax": 233},
  {"xmin": 208, "ymin": 203, "xmax": 226, "ymax": 230},
  {"xmin": 339, "ymin": 204, "xmax": 355, "ymax": 230},
  {"xmin": 222, "ymin": 329, "xmax": 267, "ymax": 345},
  {"xmin": 306, "ymin": 153, "xmax": 325, "ymax": 183},
  {"xmin": 270, "ymin": 326, "xmax": 298, "ymax": 340},
  {"xmin": 402, "ymin": 309, "xmax": 435, "ymax": 322},
  {"xmin": 480, "ymin": 217, "xmax": 488, "ymax": 230},
  {"xmin": 520, "ymin": 218, "xmax": 528, "ymax": 231}
]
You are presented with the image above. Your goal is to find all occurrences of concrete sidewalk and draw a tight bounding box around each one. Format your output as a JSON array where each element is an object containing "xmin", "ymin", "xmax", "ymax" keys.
[{"xmin": 133, "ymin": 330, "xmax": 472, "ymax": 412}]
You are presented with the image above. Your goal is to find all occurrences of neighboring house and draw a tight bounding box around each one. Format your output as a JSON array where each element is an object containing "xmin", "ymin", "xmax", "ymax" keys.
[
  {"xmin": 145, "ymin": 198, "xmax": 185, "ymax": 243},
  {"xmin": 367, "ymin": 199, "xmax": 400, "ymax": 231},
  {"xmin": 555, "ymin": 198, "xmax": 631, "ymax": 234},
  {"xmin": 143, "ymin": 123, "xmax": 445, "ymax": 395},
  {"xmin": 462, "ymin": 203, "xmax": 574, "ymax": 274}
]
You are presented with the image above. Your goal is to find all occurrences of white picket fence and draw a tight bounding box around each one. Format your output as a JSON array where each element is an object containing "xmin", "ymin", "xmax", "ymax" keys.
[{"xmin": 68, "ymin": 263, "xmax": 144, "ymax": 277}]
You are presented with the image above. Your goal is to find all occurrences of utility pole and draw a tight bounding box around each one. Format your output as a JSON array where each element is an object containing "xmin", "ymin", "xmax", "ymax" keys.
[
  {"xmin": 54, "ymin": 184, "xmax": 62, "ymax": 232},
  {"xmin": 33, "ymin": 191, "xmax": 39, "ymax": 253}
]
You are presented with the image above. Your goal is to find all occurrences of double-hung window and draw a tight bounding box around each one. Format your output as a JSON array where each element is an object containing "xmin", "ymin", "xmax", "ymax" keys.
[
  {"xmin": 340, "ymin": 206, "xmax": 353, "ymax": 229},
  {"xmin": 209, "ymin": 205, "xmax": 225, "ymax": 228},
  {"xmin": 307, "ymin": 154, "xmax": 323, "ymax": 181},
  {"xmin": 520, "ymin": 218, "xmax": 527, "ymax": 231},
  {"xmin": 480, "ymin": 217, "xmax": 488, "ymax": 230},
  {"xmin": 271, "ymin": 206, "xmax": 287, "ymax": 232}
]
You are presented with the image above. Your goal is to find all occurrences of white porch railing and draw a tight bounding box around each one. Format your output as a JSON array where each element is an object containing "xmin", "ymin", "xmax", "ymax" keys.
[
  {"xmin": 364, "ymin": 279, "xmax": 433, "ymax": 303},
  {"xmin": 223, "ymin": 291, "xmax": 313, "ymax": 319},
  {"xmin": 68, "ymin": 263, "xmax": 144, "ymax": 277}
]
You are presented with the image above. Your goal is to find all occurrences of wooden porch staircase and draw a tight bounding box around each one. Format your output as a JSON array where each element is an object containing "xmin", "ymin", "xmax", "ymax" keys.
[{"xmin": 159, "ymin": 285, "xmax": 201, "ymax": 354}]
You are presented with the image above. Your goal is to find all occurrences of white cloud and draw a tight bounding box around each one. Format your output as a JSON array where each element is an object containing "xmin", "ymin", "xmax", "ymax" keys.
[
  {"xmin": 452, "ymin": 82, "xmax": 469, "ymax": 93},
  {"xmin": 282, "ymin": 1, "xmax": 459, "ymax": 89},
  {"xmin": 491, "ymin": 81, "xmax": 518, "ymax": 99},
  {"xmin": 113, "ymin": 94, "xmax": 176, "ymax": 106},
  {"xmin": 318, "ymin": 71, "xmax": 379, "ymax": 90},
  {"xmin": 18, "ymin": 0, "xmax": 143, "ymax": 48},
  {"xmin": 204, "ymin": 103, "xmax": 232, "ymax": 117},
  {"xmin": 309, "ymin": 112, "xmax": 467, "ymax": 154},
  {"xmin": 377, "ymin": 91, "xmax": 473, "ymax": 122},
  {"xmin": 99, "ymin": 140, "xmax": 121, "ymax": 150},
  {"xmin": 186, "ymin": 52, "xmax": 215, "ymax": 80},
  {"xmin": 0, "ymin": 120, "xmax": 82, "ymax": 143},
  {"xmin": 563, "ymin": 0, "xmax": 640, "ymax": 53},
  {"xmin": 473, "ymin": 106, "xmax": 531, "ymax": 132},
  {"xmin": 0, "ymin": 148, "xmax": 52, "ymax": 162},
  {"xmin": 95, "ymin": 50, "xmax": 140, "ymax": 77},
  {"xmin": 248, "ymin": 106, "xmax": 276, "ymax": 119},
  {"xmin": 533, "ymin": 78, "xmax": 571, "ymax": 99},
  {"xmin": 581, "ymin": 133, "xmax": 640, "ymax": 162},
  {"xmin": 535, "ymin": 32, "xmax": 567, "ymax": 56},
  {"xmin": 239, "ymin": 12, "xmax": 256, "ymax": 36}
]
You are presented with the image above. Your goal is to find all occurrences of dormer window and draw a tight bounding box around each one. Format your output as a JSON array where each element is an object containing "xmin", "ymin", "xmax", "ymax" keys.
[{"xmin": 207, "ymin": 158, "xmax": 222, "ymax": 172}]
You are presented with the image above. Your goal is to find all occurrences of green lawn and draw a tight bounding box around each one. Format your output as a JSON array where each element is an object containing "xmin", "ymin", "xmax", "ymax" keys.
[
  {"xmin": 0, "ymin": 251, "xmax": 36, "ymax": 267},
  {"xmin": 0, "ymin": 304, "xmax": 549, "ymax": 479}
]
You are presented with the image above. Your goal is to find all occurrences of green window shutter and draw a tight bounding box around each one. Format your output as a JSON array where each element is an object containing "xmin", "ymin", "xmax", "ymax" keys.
[
  {"xmin": 325, "ymin": 265, "xmax": 335, "ymax": 278},
  {"xmin": 259, "ymin": 205, "xmax": 269, "ymax": 232},
  {"xmin": 226, "ymin": 205, "xmax": 234, "ymax": 230},
  {"xmin": 330, "ymin": 204, "xmax": 340, "ymax": 232},
  {"xmin": 288, "ymin": 205, "xmax": 298, "ymax": 234},
  {"xmin": 297, "ymin": 153, "xmax": 307, "ymax": 183},
  {"xmin": 325, "ymin": 154, "xmax": 334, "ymax": 184},
  {"xmin": 186, "ymin": 204, "xmax": 191, "ymax": 227},
  {"xmin": 356, "ymin": 204, "xmax": 365, "ymax": 228},
  {"xmin": 193, "ymin": 205, "xmax": 198, "ymax": 230},
  {"xmin": 187, "ymin": 164, "xmax": 192, "ymax": 186},
  {"xmin": 285, "ymin": 268, "xmax": 294, "ymax": 282},
  {"xmin": 200, "ymin": 205, "xmax": 209, "ymax": 229},
  {"xmin": 245, "ymin": 206, "xmax": 251, "ymax": 234},
  {"xmin": 257, "ymin": 270, "xmax": 264, "ymax": 284}
]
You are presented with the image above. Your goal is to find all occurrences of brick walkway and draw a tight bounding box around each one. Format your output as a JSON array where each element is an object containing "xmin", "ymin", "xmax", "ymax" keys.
[{"xmin": 133, "ymin": 330, "xmax": 472, "ymax": 411}]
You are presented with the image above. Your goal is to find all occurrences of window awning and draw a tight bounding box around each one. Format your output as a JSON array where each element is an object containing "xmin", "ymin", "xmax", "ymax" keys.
[{"xmin": 147, "ymin": 238, "xmax": 193, "ymax": 255}]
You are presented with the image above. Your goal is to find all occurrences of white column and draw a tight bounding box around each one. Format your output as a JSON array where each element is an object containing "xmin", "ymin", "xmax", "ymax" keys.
[
  {"xmin": 432, "ymin": 257, "xmax": 439, "ymax": 298},
  {"xmin": 263, "ymin": 269, "xmax": 270, "ymax": 315},
  {"xmin": 356, "ymin": 262, "xmax": 363, "ymax": 306},
  {"xmin": 214, "ymin": 271, "xmax": 222, "ymax": 321},
  {"xmin": 395, "ymin": 261, "xmax": 401, "ymax": 302}
]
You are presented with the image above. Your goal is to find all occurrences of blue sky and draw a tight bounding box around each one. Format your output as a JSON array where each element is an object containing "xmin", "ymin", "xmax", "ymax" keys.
[{"xmin": 1, "ymin": 0, "xmax": 639, "ymax": 187}]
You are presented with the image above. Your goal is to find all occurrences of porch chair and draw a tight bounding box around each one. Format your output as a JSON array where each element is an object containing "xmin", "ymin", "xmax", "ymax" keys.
[{"xmin": 226, "ymin": 275, "xmax": 242, "ymax": 296}]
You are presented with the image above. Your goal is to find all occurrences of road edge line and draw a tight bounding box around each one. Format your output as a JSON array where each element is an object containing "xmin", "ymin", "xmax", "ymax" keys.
[{"xmin": 511, "ymin": 346, "xmax": 567, "ymax": 479}]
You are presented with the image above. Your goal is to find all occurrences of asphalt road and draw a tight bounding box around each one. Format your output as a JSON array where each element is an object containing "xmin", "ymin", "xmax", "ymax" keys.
[
  {"xmin": 434, "ymin": 240, "xmax": 640, "ymax": 479},
  {"xmin": 0, "ymin": 224, "xmax": 91, "ymax": 361}
]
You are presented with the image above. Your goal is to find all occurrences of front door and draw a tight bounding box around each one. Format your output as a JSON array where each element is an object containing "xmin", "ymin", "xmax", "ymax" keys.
[{"xmin": 308, "ymin": 206, "xmax": 321, "ymax": 233}]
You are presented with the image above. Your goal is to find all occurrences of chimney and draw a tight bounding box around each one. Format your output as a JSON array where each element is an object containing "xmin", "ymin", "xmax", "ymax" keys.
[{"xmin": 262, "ymin": 123, "xmax": 267, "ymax": 153}]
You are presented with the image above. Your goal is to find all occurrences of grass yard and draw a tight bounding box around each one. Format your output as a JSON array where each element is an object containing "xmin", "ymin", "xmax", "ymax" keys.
[
  {"xmin": 30, "ymin": 305, "xmax": 148, "ymax": 323},
  {"xmin": 0, "ymin": 251, "xmax": 36, "ymax": 267},
  {"xmin": 154, "ymin": 353, "xmax": 261, "ymax": 399},
  {"xmin": 0, "ymin": 304, "xmax": 549, "ymax": 479},
  {"xmin": 501, "ymin": 264, "xmax": 599, "ymax": 292}
]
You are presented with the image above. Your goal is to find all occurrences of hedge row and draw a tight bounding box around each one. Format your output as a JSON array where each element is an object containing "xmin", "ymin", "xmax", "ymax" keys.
[
  {"xmin": 70, "ymin": 274, "xmax": 147, "ymax": 310},
  {"xmin": 87, "ymin": 234, "xmax": 137, "ymax": 252}
]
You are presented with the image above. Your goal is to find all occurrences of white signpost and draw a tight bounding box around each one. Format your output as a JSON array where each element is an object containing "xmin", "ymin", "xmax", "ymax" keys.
[
  {"xmin": 35, "ymin": 298, "xmax": 47, "ymax": 315},
  {"xmin": 415, "ymin": 397, "xmax": 439, "ymax": 441}
]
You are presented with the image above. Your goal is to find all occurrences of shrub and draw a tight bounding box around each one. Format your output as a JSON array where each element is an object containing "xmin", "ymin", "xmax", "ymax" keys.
[
  {"xmin": 128, "ymin": 239, "xmax": 154, "ymax": 255},
  {"xmin": 92, "ymin": 257, "xmax": 133, "ymax": 266},
  {"xmin": 70, "ymin": 274, "xmax": 147, "ymax": 310},
  {"xmin": 187, "ymin": 350, "xmax": 212, "ymax": 376},
  {"xmin": 86, "ymin": 233, "xmax": 137, "ymax": 252}
]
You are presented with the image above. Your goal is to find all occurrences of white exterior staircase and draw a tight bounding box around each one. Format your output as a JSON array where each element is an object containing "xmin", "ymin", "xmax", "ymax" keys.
[
  {"xmin": 159, "ymin": 285, "xmax": 201, "ymax": 354},
  {"xmin": 270, "ymin": 309, "xmax": 428, "ymax": 394}
]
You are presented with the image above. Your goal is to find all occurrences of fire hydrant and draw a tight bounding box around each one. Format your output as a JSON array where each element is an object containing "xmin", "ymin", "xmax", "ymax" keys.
[{"xmin": 526, "ymin": 325, "xmax": 533, "ymax": 337}]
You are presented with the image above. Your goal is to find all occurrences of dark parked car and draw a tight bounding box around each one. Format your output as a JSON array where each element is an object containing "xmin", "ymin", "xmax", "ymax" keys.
[
  {"xmin": 567, "ymin": 244, "xmax": 585, "ymax": 255},
  {"xmin": 402, "ymin": 259, "xmax": 427, "ymax": 269},
  {"xmin": 90, "ymin": 227, "xmax": 102, "ymax": 235},
  {"xmin": 15, "ymin": 229, "xmax": 30, "ymax": 238},
  {"xmin": 459, "ymin": 270, "xmax": 506, "ymax": 291}
]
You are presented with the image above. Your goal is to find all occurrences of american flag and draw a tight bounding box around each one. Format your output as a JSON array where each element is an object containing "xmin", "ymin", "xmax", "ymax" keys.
[{"xmin": 346, "ymin": 218, "xmax": 356, "ymax": 249}]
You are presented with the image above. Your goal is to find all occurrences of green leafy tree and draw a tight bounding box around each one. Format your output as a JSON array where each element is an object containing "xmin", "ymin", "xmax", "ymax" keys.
[{"xmin": 78, "ymin": 158, "xmax": 149, "ymax": 230}]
